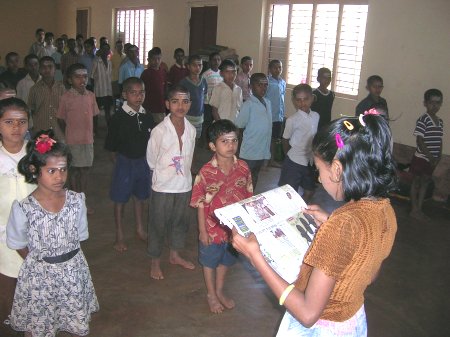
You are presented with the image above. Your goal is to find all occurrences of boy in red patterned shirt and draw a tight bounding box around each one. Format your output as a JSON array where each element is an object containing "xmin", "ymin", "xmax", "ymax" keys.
[{"xmin": 190, "ymin": 119, "xmax": 253, "ymax": 314}]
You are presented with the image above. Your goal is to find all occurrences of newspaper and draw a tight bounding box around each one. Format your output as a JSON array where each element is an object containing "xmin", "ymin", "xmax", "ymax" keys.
[{"xmin": 214, "ymin": 185, "xmax": 317, "ymax": 283}]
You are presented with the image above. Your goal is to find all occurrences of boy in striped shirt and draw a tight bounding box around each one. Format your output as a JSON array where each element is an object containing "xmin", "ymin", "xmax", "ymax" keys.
[{"xmin": 410, "ymin": 88, "xmax": 444, "ymax": 220}]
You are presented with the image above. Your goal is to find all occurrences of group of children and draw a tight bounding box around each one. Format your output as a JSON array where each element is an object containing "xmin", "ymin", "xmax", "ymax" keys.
[{"xmin": 0, "ymin": 27, "xmax": 446, "ymax": 336}]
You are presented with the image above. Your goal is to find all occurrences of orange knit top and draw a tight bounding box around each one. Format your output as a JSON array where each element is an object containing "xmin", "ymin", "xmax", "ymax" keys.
[{"xmin": 295, "ymin": 198, "xmax": 397, "ymax": 321}]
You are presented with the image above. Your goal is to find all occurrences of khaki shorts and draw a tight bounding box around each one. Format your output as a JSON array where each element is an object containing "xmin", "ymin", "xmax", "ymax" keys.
[{"xmin": 68, "ymin": 144, "xmax": 94, "ymax": 167}]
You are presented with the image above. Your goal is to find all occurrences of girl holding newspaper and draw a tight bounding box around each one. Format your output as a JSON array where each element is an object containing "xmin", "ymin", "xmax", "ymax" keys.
[{"xmin": 232, "ymin": 112, "xmax": 397, "ymax": 336}]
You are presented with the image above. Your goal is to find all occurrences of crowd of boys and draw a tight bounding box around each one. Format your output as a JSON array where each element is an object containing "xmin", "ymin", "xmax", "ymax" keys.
[{"xmin": 0, "ymin": 27, "xmax": 445, "ymax": 315}]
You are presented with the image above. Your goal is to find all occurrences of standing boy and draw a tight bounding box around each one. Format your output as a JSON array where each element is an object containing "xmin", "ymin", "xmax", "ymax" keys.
[
  {"xmin": 56, "ymin": 63, "xmax": 99, "ymax": 213},
  {"xmin": 190, "ymin": 119, "xmax": 253, "ymax": 313},
  {"xmin": 179, "ymin": 54, "xmax": 207, "ymax": 140},
  {"xmin": 265, "ymin": 59, "xmax": 286, "ymax": 166},
  {"xmin": 146, "ymin": 85, "xmax": 196, "ymax": 280},
  {"xmin": 52, "ymin": 37, "xmax": 65, "ymax": 82},
  {"xmin": 16, "ymin": 54, "xmax": 41, "ymax": 103},
  {"xmin": 235, "ymin": 73, "xmax": 272, "ymax": 189},
  {"xmin": 29, "ymin": 28, "xmax": 45, "ymax": 55},
  {"xmin": 278, "ymin": 84, "xmax": 319, "ymax": 202},
  {"xmin": 111, "ymin": 40, "xmax": 126, "ymax": 98},
  {"xmin": 105, "ymin": 77, "xmax": 155, "ymax": 252},
  {"xmin": 235, "ymin": 56, "xmax": 253, "ymax": 101},
  {"xmin": 38, "ymin": 32, "xmax": 56, "ymax": 59},
  {"xmin": 119, "ymin": 45, "xmax": 144, "ymax": 91},
  {"xmin": 410, "ymin": 89, "xmax": 444, "ymax": 220},
  {"xmin": 0, "ymin": 52, "xmax": 27, "ymax": 90},
  {"xmin": 141, "ymin": 47, "xmax": 168, "ymax": 124},
  {"xmin": 355, "ymin": 75, "xmax": 389, "ymax": 119},
  {"xmin": 91, "ymin": 43, "xmax": 113, "ymax": 127},
  {"xmin": 311, "ymin": 67, "xmax": 335, "ymax": 130},
  {"xmin": 209, "ymin": 59, "xmax": 242, "ymax": 122},
  {"xmin": 168, "ymin": 48, "xmax": 189, "ymax": 87}
]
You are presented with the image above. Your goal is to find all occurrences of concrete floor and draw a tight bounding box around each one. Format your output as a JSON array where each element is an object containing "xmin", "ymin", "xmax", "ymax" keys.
[{"xmin": 2, "ymin": 120, "xmax": 450, "ymax": 337}]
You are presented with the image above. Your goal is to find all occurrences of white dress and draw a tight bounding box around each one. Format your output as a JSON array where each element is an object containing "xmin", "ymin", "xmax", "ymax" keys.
[{"xmin": 6, "ymin": 190, "xmax": 99, "ymax": 336}]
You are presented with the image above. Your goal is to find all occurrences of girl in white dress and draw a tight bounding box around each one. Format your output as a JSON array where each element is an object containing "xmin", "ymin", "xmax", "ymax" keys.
[{"xmin": 6, "ymin": 130, "xmax": 99, "ymax": 337}]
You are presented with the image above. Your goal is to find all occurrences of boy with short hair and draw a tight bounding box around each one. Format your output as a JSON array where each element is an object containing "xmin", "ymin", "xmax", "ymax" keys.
[
  {"xmin": 146, "ymin": 85, "xmax": 196, "ymax": 280},
  {"xmin": 311, "ymin": 67, "xmax": 335, "ymax": 130},
  {"xmin": 168, "ymin": 48, "xmax": 189, "ymax": 87},
  {"xmin": 105, "ymin": 77, "xmax": 155, "ymax": 252},
  {"xmin": 190, "ymin": 119, "xmax": 253, "ymax": 313},
  {"xmin": 235, "ymin": 56, "xmax": 253, "ymax": 101},
  {"xmin": 79, "ymin": 38, "xmax": 96, "ymax": 91},
  {"xmin": 16, "ymin": 54, "xmax": 41, "ymax": 103},
  {"xmin": 278, "ymin": 84, "xmax": 319, "ymax": 202},
  {"xmin": 29, "ymin": 28, "xmax": 45, "ymax": 55},
  {"xmin": 38, "ymin": 32, "xmax": 56, "ymax": 58},
  {"xmin": 61, "ymin": 38, "xmax": 80, "ymax": 77},
  {"xmin": 56, "ymin": 63, "xmax": 99, "ymax": 212},
  {"xmin": 235, "ymin": 73, "xmax": 272, "ymax": 189},
  {"xmin": 409, "ymin": 89, "xmax": 444, "ymax": 220},
  {"xmin": 140, "ymin": 47, "xmax": 168, "ymax": 124},
  {"xmin": 111, "ymin": 40, "xmax": 126, "ymax": 98},
  {"xmin": 209, "ymin": 59, "xmax": 242, "ymax": 122},
  {"xmin": 265, "ymin": 59, "xmax": 286, "ymax": 166},
  {"xmin": 0, "ymin": 52, "xmax": 27, "ymax": 89},
  {"xmin": 355, "ymin": 75, "xmax": 389, "ymax": 119},
  {"xmin": 179, "ymin": 55, "xmax": 207, "ymax": 140},
  {"xmin": 52, "ymin": 37, "xmax": 65, "ymax": 81}
]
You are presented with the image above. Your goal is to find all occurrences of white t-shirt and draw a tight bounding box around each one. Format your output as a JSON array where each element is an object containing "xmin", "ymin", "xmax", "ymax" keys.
[{"xmin": 209, "ymin": 82, "xmax": 243, "ymax": 122}]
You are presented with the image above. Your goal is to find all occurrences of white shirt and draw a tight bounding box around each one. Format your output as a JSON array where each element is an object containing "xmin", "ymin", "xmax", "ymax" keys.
[
  {"xmin": 146, "ymin": 115, "xmax": 195, "ymax": 193},
  {"xmin": 202, "ymin": 68, "xmax": 223, "ymax": 103},
  {"xmin": 283, "ymin": 109, "xmax": 320, "ymax": 166},
  {"xmin": 209, "ymin": 82, "xmax": 243, "ymax": 122},
  {"xmin": 16, "ymin": 74, "xmax": 41, "ymax": 103}
]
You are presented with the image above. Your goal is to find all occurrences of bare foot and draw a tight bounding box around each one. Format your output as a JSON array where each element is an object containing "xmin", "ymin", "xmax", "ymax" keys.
[
  {"xmin": 409, "ymin": 210, "xmax": 431, "ymax": 221},
  {"xmin": 136, "ymin": 229, "xmax": 147, "ymax": 241},
  {"xmin": 207, "ymin": 294, "xmax": 224, "ymax": 314},
  {"xmin": 150, "ymin": 259, "xmax": 164, "ymax": 280},
  {"xmin": 169, "ymin": 255, "xmax": 195, "ymax": 270},
  {"xmin": 217, "ymin": 291, "xmax": 235, "ymax": 309},
  {"xmin": 113, "ymin": 240, "xmax": 128, "ymax": 252}
]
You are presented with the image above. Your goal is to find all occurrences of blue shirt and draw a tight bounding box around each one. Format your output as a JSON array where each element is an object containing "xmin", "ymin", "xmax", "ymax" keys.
[
  {"xmin": 265, "ymin": 75, "xmax": 286, "ymax": 122},
  {"xmin": 235, "ymin": 95, "xmax": 272, "ymax": 160},
  {"xmin": 118, "ymin": 59, "xmax": 144, "ymax": 84},
  {"xmin": 178, "ymin": 77, "xmax": 207, "ymax": 117}
]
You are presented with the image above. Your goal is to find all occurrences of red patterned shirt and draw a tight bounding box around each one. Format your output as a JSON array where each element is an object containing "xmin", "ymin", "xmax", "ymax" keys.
[{"xmin": 190, "ymin": 155, "xmax": 253, "ymax": 244}]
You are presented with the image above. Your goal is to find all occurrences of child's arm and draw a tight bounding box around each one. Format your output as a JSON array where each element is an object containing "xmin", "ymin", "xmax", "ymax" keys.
[
  {"xmin": 16, "ymin": 247, "xmax": 29, "ymax": 259},
  {"xmin": 416, "ymin": 136, "xmax": 437, "ymax": 166},
  {"xmin": 57, "ymin": 118, "xmax": 66, "ymax": 133},
  {"xmin": 197, "ymin": 204, "xmax": 212, "ymax": 246},
  {"xmin": 211, "ymin": 106, "xmax": 220, "ymax": 121},
  {"xmin": 282, "ymin": 138, "xmax": 290, "ymax": 155}
]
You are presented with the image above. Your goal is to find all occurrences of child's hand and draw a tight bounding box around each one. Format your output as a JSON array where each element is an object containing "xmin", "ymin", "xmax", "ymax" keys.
[
  {"xmin": 0, "ymin": 88, "xmax": 16, "ymax": 100},
  {"xmin": 231, "ymin": 228, "xmax": 261, "ymax": 263},
  {"xmin": 199, "ymin": 231, "xmax": 212, "ymax": 246},
  {"xmin": 303, "ymin": 205, "xmax": 329, "ymax": 227}
]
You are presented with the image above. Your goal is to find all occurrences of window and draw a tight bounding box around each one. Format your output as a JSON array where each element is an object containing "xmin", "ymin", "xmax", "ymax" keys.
[
  {"xmin": 115, "ymin": 8, "xmax": 154, "ymax": 66},
  {"xmin": 267, "ymin": 2, "xmax": 368, "ymax": 97}
]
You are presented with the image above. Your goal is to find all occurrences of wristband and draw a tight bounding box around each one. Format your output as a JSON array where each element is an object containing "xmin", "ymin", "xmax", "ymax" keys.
[{"xmin": 279, "ymin": 284, "xmax": 295, "ymax": 306}]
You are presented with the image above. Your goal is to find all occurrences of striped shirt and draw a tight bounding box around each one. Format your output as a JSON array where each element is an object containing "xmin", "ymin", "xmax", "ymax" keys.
[
  {"xmin": 61, "ymin": 52, "xmax": 80, "ymax": 75},
  {"xmin": 28, "ymin": 79, "xmax": 66, "ymax": 140},
  {"xmin": 91, "ymin": 56, "xmax": 112, "ymax": 97},
  {"xmin": 413, "ymin": 113, "xmax": 444, "ymax": 160}
]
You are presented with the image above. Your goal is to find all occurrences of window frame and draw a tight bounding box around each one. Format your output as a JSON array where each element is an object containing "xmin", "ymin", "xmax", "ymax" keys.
[{"xmin": 264, "ymin": 0, "xmax": 369, "ymax": 99}]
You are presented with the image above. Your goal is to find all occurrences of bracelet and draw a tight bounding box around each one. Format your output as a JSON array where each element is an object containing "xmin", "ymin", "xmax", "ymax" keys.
[{"xmin": 279, "ymin": 284, "xmax": 295, "ymax": 306}]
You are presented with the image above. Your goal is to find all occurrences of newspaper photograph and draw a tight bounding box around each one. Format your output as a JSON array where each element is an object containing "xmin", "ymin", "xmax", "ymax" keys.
[{"xmin": 214, "ymin": 185, "xmax": 317, "ymax": 283}]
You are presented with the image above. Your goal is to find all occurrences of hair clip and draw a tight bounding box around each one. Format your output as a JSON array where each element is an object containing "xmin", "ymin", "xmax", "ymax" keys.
[
  {"xmin": 35, "ymin": 134, "xmax": 56, "ymax": 154},
  {"xmin": 335, "ymin": 133, "xmax": 344, "ymax": 149},
  {"xmin": 364, "ymin": 108, "xmax": 380, "ymax": 116},
  {"xmin": 343, "ymin": 120, "xmax": 354, "ymax": 130},
  {"xmin": 358, "ymin": 114, "xmax": 366, "ymax": 127}
]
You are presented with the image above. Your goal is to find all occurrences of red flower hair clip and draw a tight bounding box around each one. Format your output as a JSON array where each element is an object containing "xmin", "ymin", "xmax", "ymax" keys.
[
  {"xmin": 359, "ymin": 108, "xmax": 380, "ymax": 127},
  {"xmin": 35, "ymin": 134, "xmax": 56, "ymax": 154}
]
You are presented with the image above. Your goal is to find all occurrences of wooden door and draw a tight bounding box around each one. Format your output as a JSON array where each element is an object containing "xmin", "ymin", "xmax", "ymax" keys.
[
  {"xmin": 76, "ymin": 9, "xmax": 89, "ymax": 38},
  {"xmin": 189, "ymin": 6, "xmax": 218, "ymax": 55}
]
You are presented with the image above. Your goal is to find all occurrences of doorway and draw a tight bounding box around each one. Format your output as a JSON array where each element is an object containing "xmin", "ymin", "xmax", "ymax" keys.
[
  {"xmin": 76, "ymin": 8, "xmax": 90, "ymax": 38},
  {"xmin": 189, "ymin": 6, "xmax": 218, "ymax": 55}
]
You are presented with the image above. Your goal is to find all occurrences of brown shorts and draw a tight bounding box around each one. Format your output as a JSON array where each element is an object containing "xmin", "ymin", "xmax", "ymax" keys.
[{"xmin": 409, "ymin": 155, "xmax": 434, "ymax": 176}]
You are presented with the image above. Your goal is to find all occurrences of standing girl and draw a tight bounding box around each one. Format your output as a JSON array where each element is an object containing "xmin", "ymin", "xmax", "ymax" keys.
[
  {"xmin": 232, "ymin": 113, "xmax": 398, "ymax": 336},
  {"xmin": 6, "ymin": 130, "xmax": 99, "ymax": 337},
  {"xmin": 0, "ymin": 98, "xmax": 35, "ymax": 335}
]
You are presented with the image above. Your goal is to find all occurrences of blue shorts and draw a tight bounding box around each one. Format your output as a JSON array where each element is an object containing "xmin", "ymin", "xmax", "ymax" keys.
[
  {"xmin": 110, "ymin": 154, "xmax": 151, "ymax": 203},
  {"xmin": 198, "ymin": 242, "xmax": 237, "ymax": 269},
  {"xmin": 279, "ymin": 156, "xmax": 316, "ymax": 192}
]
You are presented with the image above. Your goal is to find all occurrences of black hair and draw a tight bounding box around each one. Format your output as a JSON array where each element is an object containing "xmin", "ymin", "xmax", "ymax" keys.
[
  {"xmin": 0, "ymin": 97, "xmax": 30, "ymax": 120},
  {"xmin": 66, "ymin": 63, "xmax": 87, "ymax": 78},
  {"xmin": 187, "ymin": 54, "xmax": 202, "ymax": 64},
  {"xmin": 99, "ymin": 36, "xmax": 108, "ymax": 44},
  {"xmin": 55, "ymin": 37, "xmax": 64, "ymax": 44},
  {"xmin": 367, "ymin": 75, "xmax": 383, "ymax": 86},
  {"xmin": 39, "ymin": 56, "xmax": 55, "ymax": 66},
  {"xmin": 219, "ymin": 59, "xmax": 236, "ymax": 71},
  {"xmin": 207, "ymin": 119, "xmax": 238, "ymax": 144},
  {"xmin": 148, "ymin": 47, "xmax": 161, "ymax": 59},
  {"xmin": 122, "ymin": 77, "xmax": 145, "ymax": 92},
  {"xmin": 240, "ymin": 56, "xmax": 253, "ymax": 64},
  {"xmin": 250, "ymin": 73, "xmax": 268, "ymax": 85},
  {"xmin": 317, "ymin": 67, "xmax": 331, "ymax": 78},
  {"xmin": 115, "ymin": 39, "xmax": 123, "ymax": 45},
  {"xmin": 209, "ymin": 52, "xmax": 221, "ymax": 61},
  {"xmin": 84, "ymin": 38, "xmax": 95, "ymax": 47},
  {"xmin": 292, "ymin": 83, "xmax": 313, "ymax": 98},
  {"xmin": 166, "ymin": 85, "xmax": 190, "ymax": 100},
  {"xmin": 76, "ymin": 34, "xmax": 84, "ymax": 40},
  {"xmin": 424, "ymin": 88, "xmax": 443, "ymax": 102},
  {"xmin": 67, "ymin": 38, "xmax": 76, "ymax": 45},
  {"xmin": 35, "ymin": 28, "xmax": 45, "ymax": 35},
  {"xmin": 151, "ymin": 47, "xmax": 162, "ymax": 54},
  {"xmin": 5, "ymin": 52, "xmax": 19, "ymax": 63},
  {"xmin": 24, "ymin": 54, "xmax": 39, "ymax": 66},
  {"xmin": 18, "ymin": 130, "xmax": 72, "ymax": 184},
  {"xmin": 268, "ymin": 59, "xmax": 282, "ymax": 69},
  {"xmin": 312, "ymin": 115, "xmax": 397, "ymax": 201},
  {"xmin": 174, "ymin": 48, "xmax": 185, "ymax": 57},
  {"xmin": 44, "ymin": 32, "xmax": 54, "ymax": 40}
]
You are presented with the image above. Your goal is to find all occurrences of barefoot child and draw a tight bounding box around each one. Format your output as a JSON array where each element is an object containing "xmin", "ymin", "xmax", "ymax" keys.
[
  {"xmin": 232, "ymin": 113, "xmax": 397, "ymax": 336},
  {"xmin": 6, "ymin": 130, "xmax": 99, "ymax": 336},
  {"xmin": 0, "ymin": 98, "xmax": 35, "ymax": 335},
  {"xmin": 105, "ymin": 77, "xmax": 155, "ymax": 252},
  {"xmin": 190, "ymin": 120, "xmax": 253, "ymax": 313},
  {"xmin": 146, "ymin": 85, "xmax": 196, "ymax": 280}
]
